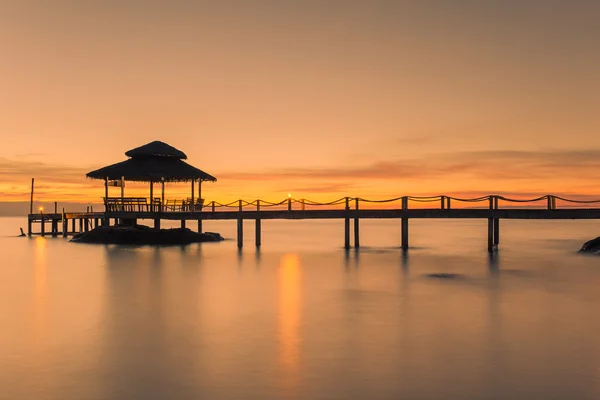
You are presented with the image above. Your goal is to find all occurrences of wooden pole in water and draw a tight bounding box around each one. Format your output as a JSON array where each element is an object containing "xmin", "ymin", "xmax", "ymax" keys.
[
  {"xmin": 29, "ymin": 178, "xmax": 34, "ymax": 215},
  {"xmin": 237, "ymin": 200, "xmax": 243, "ymax": 248},
  {"xmin": 40, "ymin": 211, "xmax": 45, "ymax": 236},
  {"xmin": 255, "ymin": 200, "xmax": 261, "ymax": 247},
  {"xmin": 487, "ymin": 196, "xmax": 494, "ymax": 252},
  {"xmin": 62, "ymin": 208, "xmax": 67, "ymax": 237},
  {"xmin": 344, "ymin": 197, "xmax": 350, "ymax": 249},
  {"xmin": 493, "ymin": 196, "xmax": 500, "ymax": 246},
  {"xmin": 27, "ymin": 217, "xmax": 32, "ymax": 236},
  {"xmin": 401, "ymin": 196, "xmax": 409, "ymax": 250},
  {"xmin": 354, "ymin": 197, "xmax": 360, "ymax": 248}
]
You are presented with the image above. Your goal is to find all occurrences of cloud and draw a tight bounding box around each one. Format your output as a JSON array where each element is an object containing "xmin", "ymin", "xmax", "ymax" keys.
[{"xmin": 218, "ymin": 149, "xmax": 600, "ymax": 182}]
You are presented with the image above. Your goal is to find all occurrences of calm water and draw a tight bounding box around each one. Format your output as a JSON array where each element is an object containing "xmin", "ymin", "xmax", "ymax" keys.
[{"xmin": 1, "ymin": 216, "xmax": 599, "ymax": 399}]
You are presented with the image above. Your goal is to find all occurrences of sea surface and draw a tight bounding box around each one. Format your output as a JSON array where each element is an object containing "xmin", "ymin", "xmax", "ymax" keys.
[{"xmin": 0, "ymin": 216, "xmax": 599, "ymax": 400}]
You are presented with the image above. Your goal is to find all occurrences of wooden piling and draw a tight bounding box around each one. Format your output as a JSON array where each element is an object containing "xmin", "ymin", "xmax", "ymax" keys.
[
  {"xmin": 84, "ymin": 218, "xmax": 89, "ymax": 232},
  {"xmin": 27, "ymin": 218, "xmax": 32, "ymax": 236},
  {"xmin": 487, "ymin": 197, "xmax": 494, "ymax": 252},
  {"xmin": 181, "ymin": 220, "xmax": 186, "ymax": 229},
  {"xmin": 62, "ymin": 208, "xmax": 67, "ymax": 237},
  {"xmin": 493, "ymin": 196, "xmax": 500, "ymax": 246},
  {"xmin": 401, "ymin": 196, "xmax": 409, "ymax": 250},
  {"xmin": 40, "ymin": 213, "xmax": 45, "ymax": 236},
  {"xmin": 344, "ymin": 197, "xmax": 350, "ymax": 249},
  {"xmin": 255, "ymin": 200, "xmax": 261, "ymax": 247},
  {"xmin": 79, "ymin": 218, "xmax": 83, "ymax": 232},
  {"xmin": 154, "ymin": 219, "xmax": 161, "ymax": 230},
  {"xmin": 71, "ymin": 218, "xmax": 76, "ymax": 233},
  {"xmin": 30, "ymin": 178, "xmax": 35, "ymax": 215},
  {"xmin": 237, "ymin": 200, "xmax": 243, "ymax": 248},
  {"xmin": 197, "ymin": 219, "xmax": 202, "ymax": 233},
  {"xmin": 51, "ymin": 220, "xmax": 58, "ymax": 236},
  {"xmin": 353, "ymin": 198, "xmax": 360, "ymax": 248}
]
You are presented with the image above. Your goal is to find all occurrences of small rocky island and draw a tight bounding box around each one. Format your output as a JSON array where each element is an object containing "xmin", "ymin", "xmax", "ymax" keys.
[
  {"xmin": 579, "ymin": 237, "xmax": 600, "ymax": 254},
  {"xmin": 71, "ymin": 224, "xmax": 224, "ymax": 245}
]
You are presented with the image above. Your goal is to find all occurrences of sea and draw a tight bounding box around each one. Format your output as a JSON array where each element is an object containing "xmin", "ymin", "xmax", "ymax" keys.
[{"xmin": 0, "ymin": 216, "xmax": 599, "ymax": 400}]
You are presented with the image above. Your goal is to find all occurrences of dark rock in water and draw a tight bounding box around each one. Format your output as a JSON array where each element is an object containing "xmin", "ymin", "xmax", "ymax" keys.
[
  {"xmin": 579, "ymin": 237, "xmax": 600, "ymax": 254},
  {"xmin": 424, "ymin": 273, "xmax": 463, "ymax": 280},
  {"xmin": 71, "ymin": 225, "xmax": 224, "ymax": 245}
]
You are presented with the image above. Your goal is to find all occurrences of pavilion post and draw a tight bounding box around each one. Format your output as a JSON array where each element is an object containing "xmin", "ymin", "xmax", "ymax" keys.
[
  {"xmin": 191, "ymin": 179, "xmax": 195, "ymax": 212},
  {"xmin": 198, "ymin": 180, "xmax": 202, "ymax": 209},
  {"xmin": 161, "ymin": 178, "xmax": 165, "ymax": 212},
  {"xmin": 120, "ymin": 176, "xmax": 124, "ymax": 211},
  {"xmin": 149, "ymin": 181, "xmax": 154, "ymax": 212}
]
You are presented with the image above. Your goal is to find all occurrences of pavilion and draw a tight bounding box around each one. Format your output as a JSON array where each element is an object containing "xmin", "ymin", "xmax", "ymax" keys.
[{"xmin": 86, "ymin": 141, "xmax": 216, "ymax": 212}]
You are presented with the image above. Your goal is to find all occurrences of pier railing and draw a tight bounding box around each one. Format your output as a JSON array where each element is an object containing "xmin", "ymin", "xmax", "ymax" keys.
[{"xmin": 199, "ymin": 194, "xmax": 600, "ymax": 212}]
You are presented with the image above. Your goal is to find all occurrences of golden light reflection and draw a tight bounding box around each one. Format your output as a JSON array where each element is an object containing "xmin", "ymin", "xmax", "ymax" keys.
[
  {"xmin": 31, "ymin": 237, "xmax": 47, "ymax": 346},
  {"xmin": 277, "ymin": 253, "xmax": 302, "ymax": 393}
]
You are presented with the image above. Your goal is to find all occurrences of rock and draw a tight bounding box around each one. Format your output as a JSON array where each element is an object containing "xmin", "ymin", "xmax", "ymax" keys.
[
  {"xmin": 71, "ymin": 225, "xmax": 224, "ymax": 245},
  {"xmin": 579, "ymin": 237, "xmax": 600, "ymax": 254}
]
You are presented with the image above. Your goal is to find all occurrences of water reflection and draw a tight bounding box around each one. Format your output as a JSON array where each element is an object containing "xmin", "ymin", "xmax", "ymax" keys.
[
  {"xmin": 277, "ymin": 253, "xmax": 302, "ymax": 395},
  {"xmin": 31, "ymin": 237, "xmax": 47, "ymax": 346}
]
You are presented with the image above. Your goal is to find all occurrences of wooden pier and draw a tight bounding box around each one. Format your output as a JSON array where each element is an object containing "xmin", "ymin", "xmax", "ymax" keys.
[{"xmin": 27, "ymin": 194, "xmax": 600, "ymax": 252}]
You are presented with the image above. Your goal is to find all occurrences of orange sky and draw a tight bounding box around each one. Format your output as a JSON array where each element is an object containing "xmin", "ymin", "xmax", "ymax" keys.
[{"xmin": 1, "ymin": 1, "xmax": 599, "ymax": 207}]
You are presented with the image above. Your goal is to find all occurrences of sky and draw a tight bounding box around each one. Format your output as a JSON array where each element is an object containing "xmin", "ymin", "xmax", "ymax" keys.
[{"xmin": 1, "ymin": 0, "xmax": 599, "ymax": 209}]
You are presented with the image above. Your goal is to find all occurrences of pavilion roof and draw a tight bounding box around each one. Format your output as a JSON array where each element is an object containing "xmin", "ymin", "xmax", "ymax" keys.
[{"xmin": 86, "ymin": 141, "xmax": 216, "ymax": 183}]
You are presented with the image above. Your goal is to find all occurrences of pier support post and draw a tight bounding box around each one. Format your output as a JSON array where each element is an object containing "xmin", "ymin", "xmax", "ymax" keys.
[
  {"xmin": 27, "ymin": 218, "xmax": 32, "ymax": 236},
  {"xmin": 353, "ymin": 198, "xmax": 360, "ymax": 248},
  {"xmin": 487, "ymin": 196, "xmax": 497, "ymax": 252},
  {"xmin": 51, "ymin": 220, "xmax": 58, "ymax": 236},
  {"xmin": 181, "ymin": 220, "xmax": 186, "ymax": 229},
  {"xmin": 154, "ymin": 219, "xmax": 161, "ymax": 230},
  {"xmin": 255, "ymin": 200, "xmax": 261, "ymax": 247},
  {"xmin": 344, "ymin": 197, "xmax": 350, "ymax": 249},
  {"xmin": 198, "ymin": 219, "xmax": 202, "ymax": 233},
  {"xmin": 84, "ymin": 218, "xmax": 89, "ymax": 232},
  {"xmin": 401, "ymin": 196, "xmax": 409, "ymax": 250},
  {"xmin": 40, "ymin": 214, "xmax": 45, "ymax": 236},
  {"xmin": 71, "ymin": 219, "xmax": 76, "ymax": 233},
  {"xmin": 493, "ymin": 196, "xmax": 500, "ymax": 246},
  {"xmin": 237, "ymin": 200, "xmax": 243, "ymax": 248}
]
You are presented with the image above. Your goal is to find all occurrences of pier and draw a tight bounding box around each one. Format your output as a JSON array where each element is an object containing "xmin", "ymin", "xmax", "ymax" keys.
[
  {"xmin": 27, "ymin": 194, "xmax": 600, "ymax": 252},
  {"xmin": 24, "ymin": 141, "xmax": 600, "ymax": 252}
]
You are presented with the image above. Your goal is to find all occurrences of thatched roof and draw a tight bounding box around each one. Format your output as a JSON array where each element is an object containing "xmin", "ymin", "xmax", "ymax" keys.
[
  {"xmin": 86, "ymin": 141, "xmax": 216, "ymax": 183},
  {"xmin": 125, "ymin": 141, "xmax": 187, "ymax": 159}
]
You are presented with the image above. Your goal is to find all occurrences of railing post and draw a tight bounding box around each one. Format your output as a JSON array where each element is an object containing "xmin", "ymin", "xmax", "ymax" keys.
[
  {"xmin": 344, "ymin": 197, "xmax": 350, "ymax": 249},
  {"xmin": 288, "ymin": 197, "xmax": 292, "ymax": 211},
  {"xmin": 401, "ymin": 196, "xmax": 409, "ymax": 250},
  {"xmin": 547, "ymin": 195, "xmax": 554, "ymax": 210},
  {"xmin": 441, "ymin": 196, "xmax": 445, "ymax": 210},
  {"xmin": 255, "ymin": 200, "xmax": 261, "ymax": 247},
  {"xmin": 237, "ymin": 200, "xmax": 243, "ymax": 248},
  {"xmin": 354, "ymin": 197, "xmax": 360, "ymax": 248},
  {"xmin": 552, "ymin": 196, "xmax": 556, "ymax": 209},
  {"xmin": 301, "ymin": 198, "xmax": 305, "ymax": 211},
  {"xmin": 212, "ymin": 201, "xmax": 215, "ymax": 212},
  {"xmin": 447, "ymin": 197, "xmax": 451, "ymax": 210}
]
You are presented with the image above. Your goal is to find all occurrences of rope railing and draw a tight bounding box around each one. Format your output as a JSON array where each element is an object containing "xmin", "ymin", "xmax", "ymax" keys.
[{"xmin": 198, "ymin": 194, "xmax": 600, "ymax": 211}]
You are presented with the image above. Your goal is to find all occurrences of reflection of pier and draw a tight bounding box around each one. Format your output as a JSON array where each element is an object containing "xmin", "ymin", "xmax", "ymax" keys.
[{"xmin": 27, "ymin": 194, "xmax": 600, "ymax": 252}]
